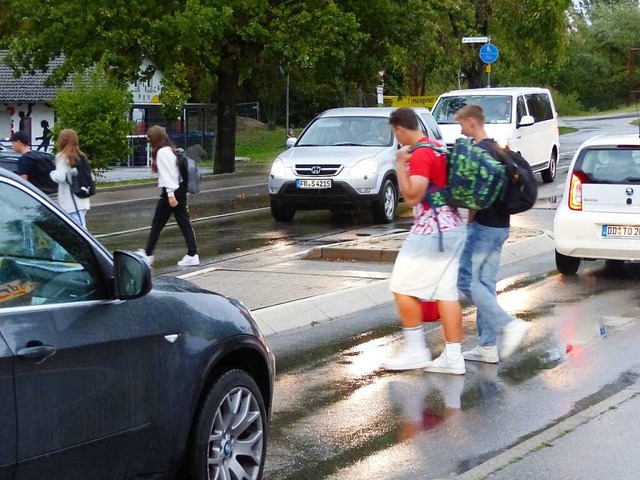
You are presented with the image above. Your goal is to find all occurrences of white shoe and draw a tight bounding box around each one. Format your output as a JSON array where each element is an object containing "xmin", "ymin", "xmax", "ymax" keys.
[
  {"xmin": 423, "ymin": 353, "xmax": 466, "ymax": 375},
  {"xmin": 177, "ymin": 254, "xmax": 200, "ymax": 266},
  {"xmin": 382, "ymin": 346, "xmax": 431, "ymax": 371},
  {"xmin": 136, "ymin": 249, "xmax": 154, "ymax": 266},
  {"xmin": 462, "ymin": 345, "xmax": 499, "ymax": 364},
  {"xmin": 500, "ymin": 319, "xmax": 532, "ymax": 359}
]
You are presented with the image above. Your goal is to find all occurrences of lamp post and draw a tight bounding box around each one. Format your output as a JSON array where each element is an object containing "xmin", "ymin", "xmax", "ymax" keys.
[{"xmin": 279, "ymin": 62, "xmax": 290, "ymax": 137}]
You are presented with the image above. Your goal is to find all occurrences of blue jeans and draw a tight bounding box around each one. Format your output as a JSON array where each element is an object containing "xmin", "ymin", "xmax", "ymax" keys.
[{"xmin": 457, "ymin": 222, "xmax": 512, "ymax": 347}]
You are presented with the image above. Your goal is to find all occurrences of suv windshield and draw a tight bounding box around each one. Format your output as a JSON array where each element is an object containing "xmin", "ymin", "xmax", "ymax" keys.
[
  {"xmin": 576, "ymin": 148, "xmax": 640, "ymax": 184},
  {"xmin": 297, "ymin": 116, "xmax": 393, "ymax": 147},
  {"xmin": 432, "ymin": 95, "xmax": 513, "ymax": 125}
]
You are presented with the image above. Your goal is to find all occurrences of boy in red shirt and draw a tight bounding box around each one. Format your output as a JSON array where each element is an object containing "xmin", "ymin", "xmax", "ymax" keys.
[{"xmin": 384, "ymin": 108, "xmax": 466, "ymax": 374}]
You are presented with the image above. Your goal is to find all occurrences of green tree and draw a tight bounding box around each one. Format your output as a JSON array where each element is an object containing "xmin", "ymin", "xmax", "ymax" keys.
[
  {"xmin": 0, "ymin": 0, "xmax": 365, "ymax": 174},
  {"xmin": 52, "ymin": 72, "xmax": 133, "ymax": 170}
]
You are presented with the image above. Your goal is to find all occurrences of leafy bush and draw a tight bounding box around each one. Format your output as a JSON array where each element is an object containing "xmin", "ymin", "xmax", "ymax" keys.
[
  {"xmin": 52, "ymin": 72, "xmax": 133, "ymax": 169},
  {"xmin": 552, "ymin": 91, "xmax": 584, "ymax": 116}
]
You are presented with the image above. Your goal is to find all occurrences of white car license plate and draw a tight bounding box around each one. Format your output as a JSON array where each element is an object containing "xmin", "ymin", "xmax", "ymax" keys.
[
  {"xmin": 296, "ymin": 179, "xmax": 332, "ymax": 189},
  {"xmin": 601, "ymin": 225, "xmax": 640, "ymax": 239}
]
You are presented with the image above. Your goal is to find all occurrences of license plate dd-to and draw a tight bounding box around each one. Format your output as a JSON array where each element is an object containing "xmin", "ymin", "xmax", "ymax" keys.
[
  {"xmin": 601, "ymin": 225, "xmax": 640, "ymax": 239},
  {"xmin": 296, "ymin": 179, "xmax": 332, "ymax": 189}
]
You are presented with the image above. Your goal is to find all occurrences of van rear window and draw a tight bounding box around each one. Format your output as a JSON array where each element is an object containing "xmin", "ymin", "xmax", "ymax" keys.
[{"xmin": 575, "ymin": 148, "xmax": 640, "ymax": 184}]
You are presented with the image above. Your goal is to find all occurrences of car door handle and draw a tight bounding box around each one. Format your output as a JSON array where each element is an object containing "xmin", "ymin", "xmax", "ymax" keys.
[{"xmin": 17, "ymin": 344, "xmax": 56, "ymax": 361}]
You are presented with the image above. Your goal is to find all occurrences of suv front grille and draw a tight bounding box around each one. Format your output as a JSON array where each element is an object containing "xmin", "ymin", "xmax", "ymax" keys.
[{"xmin": 294, "ymin": 164, "xmax": 342, "ymax": 176}]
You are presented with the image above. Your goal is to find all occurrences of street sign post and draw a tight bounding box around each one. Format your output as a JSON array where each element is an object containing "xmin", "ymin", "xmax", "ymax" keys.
[
  {"xmin": 479, "ymin": 43, "xmax": 499, "ymax": 87},
  {"xmin": 462, "ymin": 36, "xmax": 489, "ymax": 44}
]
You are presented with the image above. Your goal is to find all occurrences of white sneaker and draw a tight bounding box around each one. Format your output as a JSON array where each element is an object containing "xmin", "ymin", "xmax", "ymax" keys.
[
  {"xmin": 423, "ymin": 353, "xmax": 466, "ymax": 375},
  {"xmin": 136, "ymin": 249, "xmax": 154, "ymax": 266},
  {"xmin": 177, "ymin": 254, "xmax": 200, "ymax": 267},
  {"xmin": 500, "ymin": 319, "xmax": 532, "ymax": 359},
  {"xmin": 462, "ymin": 345, "xmax": 499, "ymax": 364},
  {"xmin": 382, "ymin": 347, "xmax": 431, "ymax": 371}
]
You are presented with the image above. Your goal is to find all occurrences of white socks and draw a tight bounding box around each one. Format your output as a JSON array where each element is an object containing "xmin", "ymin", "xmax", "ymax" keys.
[
  {"xmin": 404, "ymin": 325, "xmax": 428, "ymax": 352},
  {"xmin": 445, "ymin": 342, "xmax": 462, "ymax": 359}
]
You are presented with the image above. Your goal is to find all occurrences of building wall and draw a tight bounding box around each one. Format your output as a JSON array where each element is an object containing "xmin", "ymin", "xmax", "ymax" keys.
[{"xmin": 1, "ymin": 103, "xmax": 56, "ymax": 152}]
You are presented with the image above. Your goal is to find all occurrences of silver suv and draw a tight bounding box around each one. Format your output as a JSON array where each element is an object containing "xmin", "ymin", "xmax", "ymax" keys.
[{"xmin": 268, "ymin": 107, "xmax": 443, "ymax": 223}]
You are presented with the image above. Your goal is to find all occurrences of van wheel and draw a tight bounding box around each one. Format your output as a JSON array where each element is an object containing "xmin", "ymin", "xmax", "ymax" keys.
[
  {"xmin": 372, "ymin": 179, "xmax": 397, "ymax": 224},
  {"xmin": 270, "ymin": 201, "xmax": 296, "ymax": 222},
  {"xmin": 555, "ymin": 249, "xmax": 580, "ymax": 275},
  {"xmin": 541, "ymin": 150, "xmax": 557, "ymax": 183}
]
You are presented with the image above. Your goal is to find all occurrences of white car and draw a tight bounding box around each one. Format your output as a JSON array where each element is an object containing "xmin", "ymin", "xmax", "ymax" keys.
[
  {"xmin": 554, "ymin": 134, "xmax": 640, "ymax": 274},
  {"xmin": 267, "ymin": 107, "xmax": 443, "ymax": 223},
  {"xmin": 431, "ymin": 87, "xmax": 560, "ymax": 183}
]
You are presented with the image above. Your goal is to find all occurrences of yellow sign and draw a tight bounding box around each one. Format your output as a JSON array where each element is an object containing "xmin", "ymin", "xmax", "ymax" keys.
[
  {"xmin": 382, "ymin": 95, "xmax": 440, "ymax": 109},
  {"xmin": 486, "ymin": 65, "xmax": 492, "ymax": 73}
]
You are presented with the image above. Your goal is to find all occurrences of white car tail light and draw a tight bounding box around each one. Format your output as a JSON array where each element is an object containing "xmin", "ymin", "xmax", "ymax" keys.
[{"xmin": 569, "ymin": 173, "xmax": 582, "ymax": 211}]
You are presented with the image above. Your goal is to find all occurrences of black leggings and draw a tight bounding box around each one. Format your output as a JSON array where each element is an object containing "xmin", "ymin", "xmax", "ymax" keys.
[{"xmin": 145, "ymin": 186, "xmax": 197, "ymax": 256}]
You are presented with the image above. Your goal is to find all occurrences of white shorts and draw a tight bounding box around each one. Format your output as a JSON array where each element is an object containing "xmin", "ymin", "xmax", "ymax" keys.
[{"xmin": 389, "ymin": 227, "xmax": 466, "ymax": 301}]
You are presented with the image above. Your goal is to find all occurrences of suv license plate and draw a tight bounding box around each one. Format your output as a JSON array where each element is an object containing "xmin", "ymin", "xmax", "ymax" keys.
[
  {"xmin": 296, "ymin": 179, "xmax": 332, "ymax": 189},
  {"xmin": 601, "ymin": 225, "xmax": 640, "ymax": 239}
]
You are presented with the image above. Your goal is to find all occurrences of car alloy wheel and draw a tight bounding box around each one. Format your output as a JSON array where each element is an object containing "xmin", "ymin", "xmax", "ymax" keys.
[
  {"xmin": 372, "ymin": 179, "xmax": 397, "ymax": 224},
  {"xmin": 190, "ymin": 370, "xmax": 267, "ymax": 480}
]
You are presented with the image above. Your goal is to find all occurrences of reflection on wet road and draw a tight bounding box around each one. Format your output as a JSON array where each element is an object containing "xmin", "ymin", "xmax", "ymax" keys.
[{"xmin": 265, "ymin": 265, "xmax": 640, "ymax": 479}]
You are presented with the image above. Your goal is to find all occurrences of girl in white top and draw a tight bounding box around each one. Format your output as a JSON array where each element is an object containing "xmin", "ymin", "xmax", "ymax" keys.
[
  {"xmin": 49, "ymin": 129, "xmax": 90, "ymax": 228},
  {"xmin": 137, "ymin": 125, "xmax": 199, "ymax": 267}
]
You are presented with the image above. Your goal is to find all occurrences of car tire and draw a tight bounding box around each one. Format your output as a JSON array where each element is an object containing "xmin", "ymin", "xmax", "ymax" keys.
[
  {"xmin": 188, "ymin": 369, "xmax": 267, "ymax": 480},
  {"xmin": 555, "ymin": 249, "xmax": 580, "ymax": 275},
  {"xmin": 541, "ymin": 150, "xmax": 557, "ymax": 183},
  {"xmin": 372, "ymin": 179, "xmax": 397, "ymax": 224},
  {"xmin": 271, "ymin": 200, "xmax": 296, "ymax": 222}
]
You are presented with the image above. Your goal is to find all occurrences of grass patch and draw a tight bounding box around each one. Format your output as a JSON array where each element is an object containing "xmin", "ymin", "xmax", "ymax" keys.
[
  {"xmin": 631, "ymin": 119, "xmax": 640, "ymax": 126},
  {"xmin": 96, "ymin": 177, "xmax": 156, "ymax": 188},
  {"xmin": 235, "ymin": 126, "xmax": 290, "ymax": 164},
  {"xmin": 559, "ymin": 126, "xmax": 578, "ymax": 135}
]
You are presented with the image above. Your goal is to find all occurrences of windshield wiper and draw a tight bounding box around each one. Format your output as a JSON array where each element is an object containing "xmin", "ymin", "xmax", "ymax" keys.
[
  {"xmin": 331, "ymin": 142, "xmax": 367, "ymax": 146},
  {"xmin": 623, "ymin": 177, "xmax": 640, "ymax": 182}
]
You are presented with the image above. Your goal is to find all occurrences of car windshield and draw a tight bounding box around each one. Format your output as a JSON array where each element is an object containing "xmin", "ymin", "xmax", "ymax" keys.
[
  {"xmin": 576, "ymin": 148, "xmax": 640, "ymax": 183},
  {"xmin": 432, "ymin": 95, "xmax": 513, "ymax": 125},
  {"xmin": 297, "ymin": 116, "xmax": 393, "ymax": 147}
]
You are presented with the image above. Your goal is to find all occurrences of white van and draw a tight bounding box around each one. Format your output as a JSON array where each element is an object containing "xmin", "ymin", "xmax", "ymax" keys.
[{"xmin": 431, "ymin": 87, "xmax": 560, "ymax": 182}]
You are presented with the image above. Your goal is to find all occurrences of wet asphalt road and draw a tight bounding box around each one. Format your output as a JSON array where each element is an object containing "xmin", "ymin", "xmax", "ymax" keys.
[{"xmin": 83, "ymin": 114, "xmax": 640, "ymax": 478}]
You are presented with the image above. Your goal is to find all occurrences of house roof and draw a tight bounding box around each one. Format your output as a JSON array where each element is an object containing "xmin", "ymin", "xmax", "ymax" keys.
[{"xmin": 0, "ymin": 51, "xmax": 72, "ymax": 102}]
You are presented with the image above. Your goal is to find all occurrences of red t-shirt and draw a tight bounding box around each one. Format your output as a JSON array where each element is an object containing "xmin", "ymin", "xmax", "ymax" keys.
[
  {"xmin": 408, "ymin": 137, "xmax": 462, "ymax": 235},
  {"xmin": 408, "ymin": 137, "xmax": 447, "ymax": 192}
]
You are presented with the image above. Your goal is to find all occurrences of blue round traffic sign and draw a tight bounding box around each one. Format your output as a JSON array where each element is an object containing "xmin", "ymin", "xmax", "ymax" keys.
[{"xmin": 479, "ymin": 44, "xmax": 499, "ymax": 64}]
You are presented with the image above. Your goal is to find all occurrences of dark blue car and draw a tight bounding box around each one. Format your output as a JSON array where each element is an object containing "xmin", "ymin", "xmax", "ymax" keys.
[{"xmin": 0, "ymin": 168, "xmax": 274, "ymax": 479}]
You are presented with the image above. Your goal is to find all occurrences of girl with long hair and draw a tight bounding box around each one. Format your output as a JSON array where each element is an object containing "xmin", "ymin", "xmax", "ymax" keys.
[
  {"xmin": 49, "ymin": 129, "xmax": 90, "ymax": 227},
  {"xmin": 138, "ymin": 125, "xmax": 199, "ymax": 266}
]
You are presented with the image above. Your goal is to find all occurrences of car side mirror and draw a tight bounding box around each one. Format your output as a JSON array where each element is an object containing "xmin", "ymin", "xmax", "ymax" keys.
[
  {"xmin": 285, "ymin": 137, "xmax": 297, "ymax": 149},
  {"xmin": 113, "ymin": 250, "xmax": 152, "ymax": 300},
  {"xmin": 518, "ymin": 115, "xmax": 535, "ymax": 127}
]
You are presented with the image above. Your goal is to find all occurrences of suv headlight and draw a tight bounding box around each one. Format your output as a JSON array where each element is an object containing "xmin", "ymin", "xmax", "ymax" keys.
[
  {"xmin": 352, "ymin": 157, "xmax": 378, "ymax": 177},
  {"xmin": 270, "ymin": 158, "xmax": 286, "ymax": 178}
]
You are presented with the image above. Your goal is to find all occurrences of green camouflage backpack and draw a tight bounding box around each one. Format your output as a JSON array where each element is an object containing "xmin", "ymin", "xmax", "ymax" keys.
[{"xmin": 412, "ymin": 137, "xmax": 506, "ymax": 211}]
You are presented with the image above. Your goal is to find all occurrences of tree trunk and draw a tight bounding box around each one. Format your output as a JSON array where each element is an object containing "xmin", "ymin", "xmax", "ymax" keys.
[{"xmin": 214, "ymin": 65, "xmax": 239, "ymax": 174}]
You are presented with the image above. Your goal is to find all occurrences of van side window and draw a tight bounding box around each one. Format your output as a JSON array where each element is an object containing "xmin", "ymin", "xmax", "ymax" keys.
[
  {"xmin": 516, "ymin": 96, "xmax": 527, "ymax": 123},
  {"xmin": 526, "ymin": 94, "xmax": 553, "ymax": 123}
]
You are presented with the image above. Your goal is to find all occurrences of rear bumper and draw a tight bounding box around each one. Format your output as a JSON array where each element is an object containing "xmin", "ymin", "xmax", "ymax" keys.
[{"xmin": 554, "ymin": 208, "xmax": 640, "ymax": 260}]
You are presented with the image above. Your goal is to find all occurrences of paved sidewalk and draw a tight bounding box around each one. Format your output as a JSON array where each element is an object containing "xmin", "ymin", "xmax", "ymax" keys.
[
  {"xmin": 457, "ymin": 376, "xmax": 640, "ymax": 479},
  {"xmin": 180, "ymin": 226, "xmax": 555, "ymax": 336}
]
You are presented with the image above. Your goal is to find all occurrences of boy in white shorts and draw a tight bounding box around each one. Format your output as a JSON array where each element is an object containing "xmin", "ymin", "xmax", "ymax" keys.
[{"xmin": 383, "ymin": 108, "xmax": 467, "ymax": 375}]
